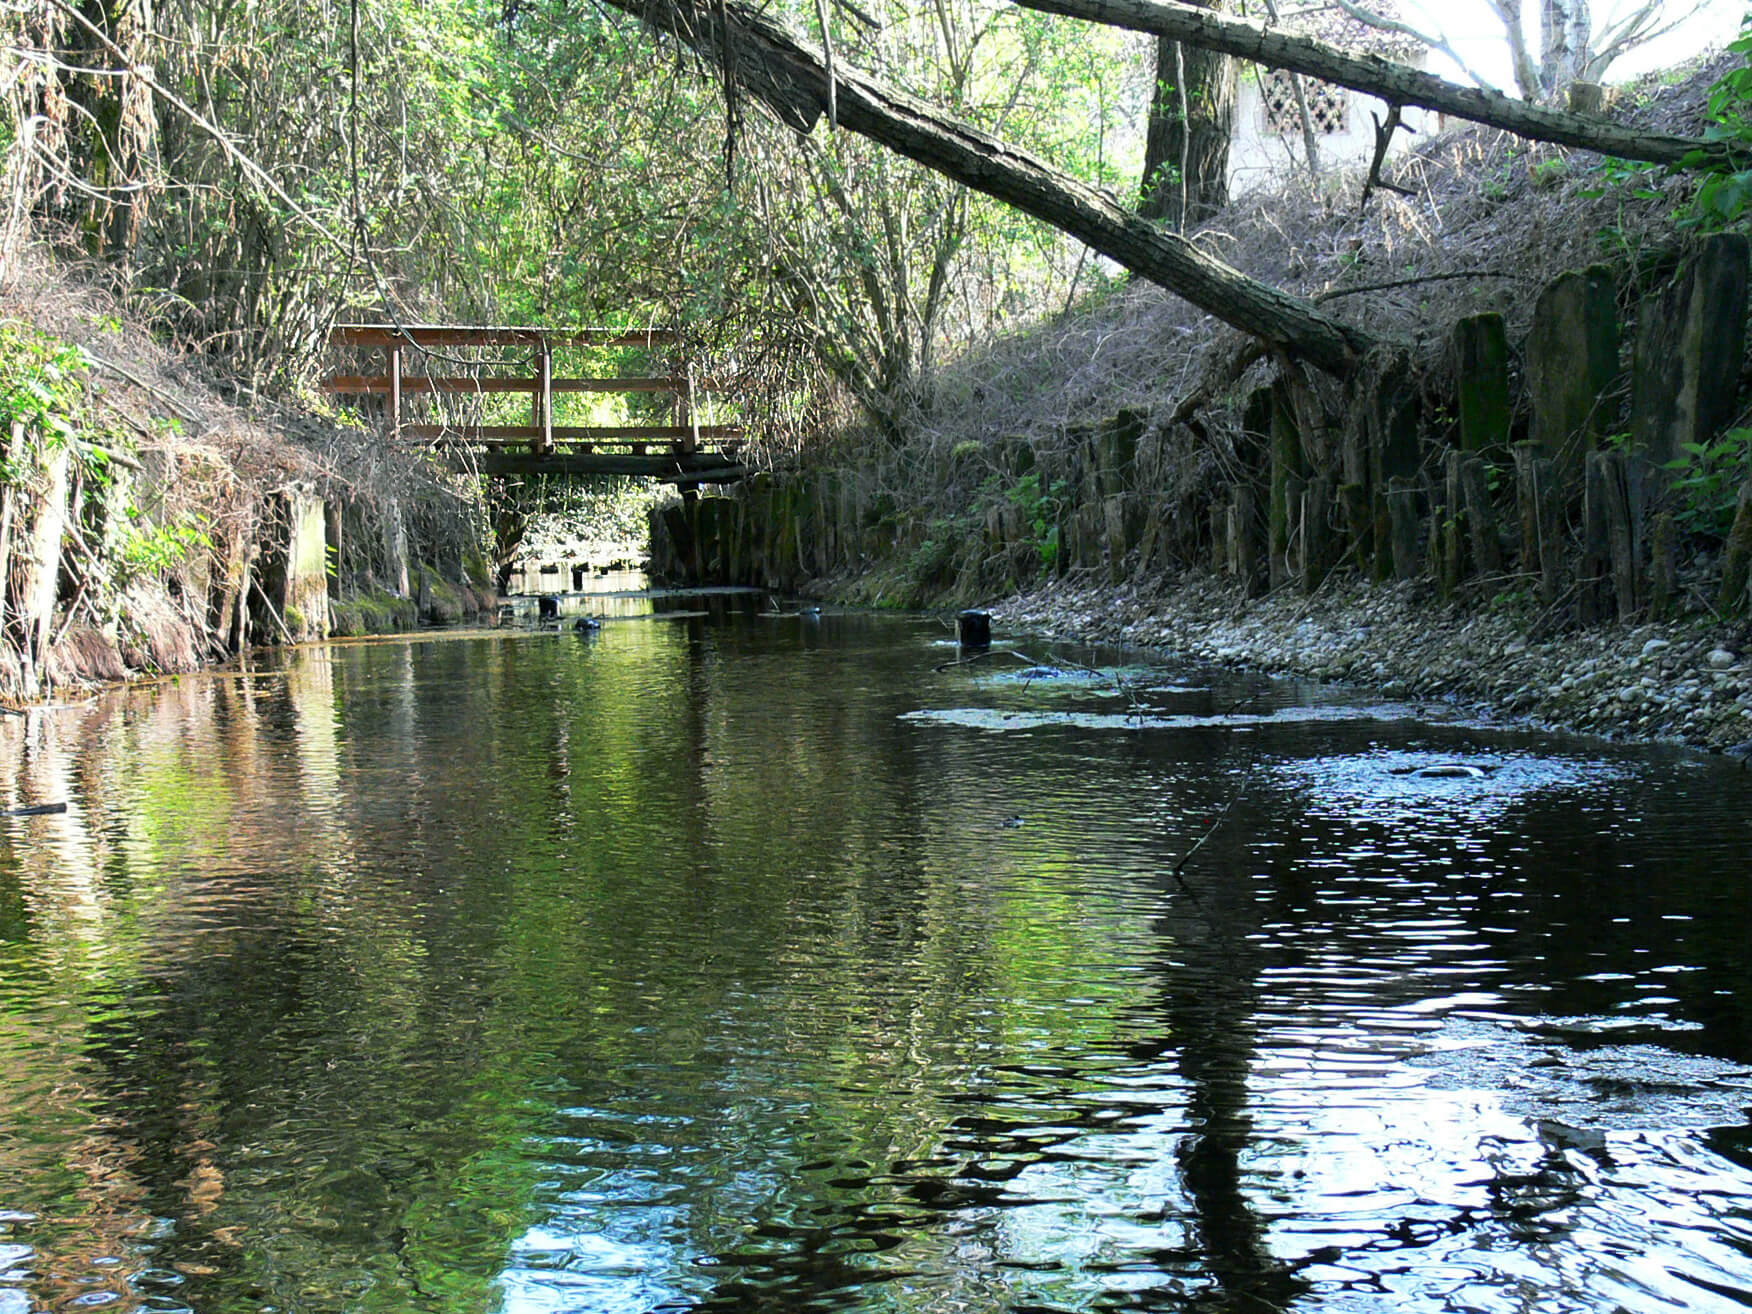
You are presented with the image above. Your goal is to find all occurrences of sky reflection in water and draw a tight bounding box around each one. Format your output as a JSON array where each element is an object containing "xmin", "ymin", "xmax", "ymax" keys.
[{"xmin": 1, "ymin": 603, "xmax": 1750, "ymax": 1313}]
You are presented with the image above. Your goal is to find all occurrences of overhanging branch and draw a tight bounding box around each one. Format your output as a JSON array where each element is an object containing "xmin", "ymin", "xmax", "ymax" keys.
[
  {"xmin": 1007, "ymin": 0, "xmax": 1729, "ymax": 167},
  {"xmin": 609, "ymin": 0, "xmax": 1374, "ymax": 374}
]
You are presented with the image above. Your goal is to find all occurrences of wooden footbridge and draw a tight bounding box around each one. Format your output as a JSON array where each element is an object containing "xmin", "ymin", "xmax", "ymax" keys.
[{"xmin": 323, "ymin": 324, "xmax": 748, "ymax": 484}]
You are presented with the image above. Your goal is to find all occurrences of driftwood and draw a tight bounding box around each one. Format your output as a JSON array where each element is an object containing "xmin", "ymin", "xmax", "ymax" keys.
[{"xmin": 3, "ymin": 803, "xmax": 69, "ymax": 817}]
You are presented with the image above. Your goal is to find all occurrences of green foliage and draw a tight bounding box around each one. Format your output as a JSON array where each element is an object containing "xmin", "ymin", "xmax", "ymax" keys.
[
  {"xmin": 1680, "ymin": 22, "xmax": 1752, "ymax": 229},
  {"xmin": 1008, "ymin": 470, "xmax": 1067, "ymax": 571},
  {"xmin": 118, "ymin": 510, "xmax": 214, "ymax": 579},
  {"xmin": 905, "ymin": 532, "xmax": 958, "ymax": 591},
  {"xmin": 1664, "ymin": 428, "xmax": 1752, "ymax": 538},
  {"xmin": 331, "ymin": 590, "xmax": 420, "ymax": 636},
  {"xmin": 1529, "ymin": 157, "xmax": 1569, "ymax": 190},
  {"xmin": 0, "ymin": 323, "xmax": 91, "ymax": 465}
]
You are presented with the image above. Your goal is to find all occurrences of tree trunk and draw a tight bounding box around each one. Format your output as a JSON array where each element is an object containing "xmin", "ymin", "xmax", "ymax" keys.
[
  {"xmin": 1538, "ymin": 0, "xmax": 1592, "ymax": 99},
  {"xmin": 608, "ymin": 0, "xmax": 1372, "ymax": 374},
  {"xmin": 1009, "ymin": 0, "xmax": 1723, "ymax": 167},
  {"xmin": 1139, "ymin": 8, "xmax": 1237, "ymax": 228}
]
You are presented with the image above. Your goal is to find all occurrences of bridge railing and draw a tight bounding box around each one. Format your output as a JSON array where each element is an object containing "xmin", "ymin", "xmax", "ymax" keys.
[{"xmin": 321, "ymin": 324, "xmax": 748, "ymax": 479}]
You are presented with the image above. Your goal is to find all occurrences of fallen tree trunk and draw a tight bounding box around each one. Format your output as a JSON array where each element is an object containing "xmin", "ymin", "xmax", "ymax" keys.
[
  {"xmin": 1008, "ymin": 0, "xmax": 1727, "ymax": 168},
  {"xmin": 610, "ymin": 0, "xmax": 1375, "ymax": 374}
]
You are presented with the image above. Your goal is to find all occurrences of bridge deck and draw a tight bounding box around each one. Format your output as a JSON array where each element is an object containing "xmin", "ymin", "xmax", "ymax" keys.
[{"xmin": 323, "ymin": 323, "xmax": 749, "ymax": 483}]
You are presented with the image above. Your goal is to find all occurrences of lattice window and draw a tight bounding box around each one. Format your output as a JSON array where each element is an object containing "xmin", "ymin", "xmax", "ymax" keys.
[{"xmin": 1260, "ymin": 70, "xmax": 1347, "ymax": 135}]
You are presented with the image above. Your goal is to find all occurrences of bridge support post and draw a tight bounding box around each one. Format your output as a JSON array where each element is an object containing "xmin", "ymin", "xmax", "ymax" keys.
[
  {"xmin": 389, "ymin": 345, "xmax": 402, "ymax": 442},
  {"xmin": 536, "ymin": 345, "xmax": 554, "ymax": 455}
]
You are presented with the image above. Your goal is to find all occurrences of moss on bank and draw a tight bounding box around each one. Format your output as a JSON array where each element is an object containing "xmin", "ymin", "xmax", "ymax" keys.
[{"xmin": 329, "ymin": 590, "xmax": 421, "ymax": 637}]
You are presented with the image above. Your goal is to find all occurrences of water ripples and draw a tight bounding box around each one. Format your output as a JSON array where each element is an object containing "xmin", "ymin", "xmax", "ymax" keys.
[{"xmin": 2, "ymin": 614, "xmax": 1751, "ymax": 1312}]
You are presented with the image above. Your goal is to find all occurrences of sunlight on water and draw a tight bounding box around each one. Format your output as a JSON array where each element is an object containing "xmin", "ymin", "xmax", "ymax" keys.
[
  {"xmin": 900, "ymin": 702, "xmax": 1432, "ymax": 732},
  {"xmin": 1, "ymin": 605, "xmax": 1750, "ymax": 1313}
]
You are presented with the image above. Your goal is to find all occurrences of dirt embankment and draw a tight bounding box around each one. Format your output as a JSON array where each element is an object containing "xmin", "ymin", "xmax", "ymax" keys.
[
  {"xmin": 1, "ymin": 252, "xmax": 493, "ymax": 704},
  {"xmin": 651, "ymin": 51, "xmax": 1752, "ymax": 755}
]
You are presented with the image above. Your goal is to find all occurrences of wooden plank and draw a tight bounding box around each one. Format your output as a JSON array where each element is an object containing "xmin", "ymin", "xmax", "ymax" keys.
[
  {"xmin": 471, "ymin": 451, "xmax": 747, "ymax": 481},
  {"xmin": 330, "ymin": 323, "xmax": 678, "ymax": 348},
  {"xmin": 401, "ymin": 424, "xmax": 744, "ymax": 443},
  {"xmin": 321, "ymin": 374, "xmax": 728, "ymax": 395},
  {"xmin": 325, "ymin": 375, "xmax": 538, "ymax": 395}
]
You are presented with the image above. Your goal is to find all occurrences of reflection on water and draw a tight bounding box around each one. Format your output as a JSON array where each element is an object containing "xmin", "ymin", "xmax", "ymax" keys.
[{"xmin": 3, "ymin": 599, "xmax": 1751, "ymax": 1313}]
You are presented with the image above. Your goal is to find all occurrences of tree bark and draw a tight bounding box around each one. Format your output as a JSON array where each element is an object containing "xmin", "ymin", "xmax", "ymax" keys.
[
  {"xmin": 1008, "ymin": 0, "xmax": 1727, "ymax": 168},
  {"xmin": 1139, "ymin": 9, "xmax": 1237, "ymax": 227},
  {"xmin": 1539, "ymin": 0, "xmax": 1592, "ymax": 99},
  {"xmin": 608, "ymin": 0, "xmax": 1372, "ymax": 374}
]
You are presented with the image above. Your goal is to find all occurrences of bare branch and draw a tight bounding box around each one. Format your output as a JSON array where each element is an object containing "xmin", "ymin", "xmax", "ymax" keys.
[
  {"xmin": 1003, "ymin": 0, "xmax": 1731, "ymax": 166},
  {"xmin": 1326, "ymin": 0, "xmax": 1502, "ymax": 92}
]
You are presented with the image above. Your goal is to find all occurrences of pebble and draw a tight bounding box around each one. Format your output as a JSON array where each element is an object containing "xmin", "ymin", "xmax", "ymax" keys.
[{"xmin": 989, "ymin": 575, "xmax": 1752, "ymax": 754}]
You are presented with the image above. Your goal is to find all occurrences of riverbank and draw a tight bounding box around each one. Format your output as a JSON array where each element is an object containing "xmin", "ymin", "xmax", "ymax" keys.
[
  {"xmin": 988, "ymin": 573, "xmax": 1752, "ymax": 755},
  {"xmin": 0, "ymin": 250, "xmax": 496, "ymax": 704}
]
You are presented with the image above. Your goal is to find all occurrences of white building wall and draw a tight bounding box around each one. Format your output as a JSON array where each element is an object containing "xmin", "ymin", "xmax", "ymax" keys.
[{"xmin": 1228, "ymin": 75, "xmax": 1444, "ymax": 196}]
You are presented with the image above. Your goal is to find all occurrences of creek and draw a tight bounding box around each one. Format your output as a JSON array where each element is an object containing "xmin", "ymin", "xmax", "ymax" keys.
[{"xmin": 3, "ymin": 581, "xmax": 1751, "ymax": 1313}]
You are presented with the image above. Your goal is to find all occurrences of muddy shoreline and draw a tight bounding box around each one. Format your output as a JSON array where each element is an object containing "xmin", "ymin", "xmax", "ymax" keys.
[{"xmin": 987, "ymin": 573, "xmax": 1752, "ymax": 757}]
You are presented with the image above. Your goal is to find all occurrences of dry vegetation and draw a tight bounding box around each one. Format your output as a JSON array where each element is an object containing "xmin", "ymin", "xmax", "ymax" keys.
[
  {"xmin": 866, "ymin": 50, "xmax": 1744, "ymax": 532},
  {"xmin": 1, "ymin": 246, "xmax": 488, "ymax": 699}
]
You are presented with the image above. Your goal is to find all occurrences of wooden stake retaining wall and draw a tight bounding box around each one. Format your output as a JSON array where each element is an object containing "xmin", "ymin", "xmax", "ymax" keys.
[{"xmin": 653, "ymin": 235, "xmax": 1752, "ymax": 619}]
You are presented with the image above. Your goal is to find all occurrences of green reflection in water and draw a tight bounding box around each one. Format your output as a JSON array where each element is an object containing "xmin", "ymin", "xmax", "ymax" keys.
[
  {"xmin": 0, "ymin": 615, "xmax": 1165, "ymax": 1312},
  {"xmin": 2, "ymin": 608, "xmax": 1751, "ymax": 1314}
]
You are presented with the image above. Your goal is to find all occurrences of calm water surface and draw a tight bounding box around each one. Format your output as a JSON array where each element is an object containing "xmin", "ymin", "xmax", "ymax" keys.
[{"xmin": 3, "ymin": 590, "xmax": 1751, "ymax": 1313}]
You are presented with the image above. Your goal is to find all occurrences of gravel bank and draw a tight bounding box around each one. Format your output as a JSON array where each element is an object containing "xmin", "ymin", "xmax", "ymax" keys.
[{"xmin": 991, "ymin": 574, "xmax": 1752, "ymax": 756}]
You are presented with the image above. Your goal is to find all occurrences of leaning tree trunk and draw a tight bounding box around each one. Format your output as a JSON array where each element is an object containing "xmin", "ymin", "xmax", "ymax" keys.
[
  {"xmin": 608, "ymin": 0, "xmax": 1372, "ymax": 374},
  {"xmin": 1139, "ymin": 4, "xmax": 1237, "ymax": 229},
  {"xmin": 1011, "ymin": 0, "xmax": 1726, "ymax": 167}
]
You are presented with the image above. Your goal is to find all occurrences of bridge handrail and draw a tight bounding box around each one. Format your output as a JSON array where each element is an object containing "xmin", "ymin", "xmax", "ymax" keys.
[
  {"xmin": 329, "ymin": 323, "xmax": 679, "ymax": 348},
  {"xmin": 323, "ymin": 322, "xmax": 748, "ymax": 484}
]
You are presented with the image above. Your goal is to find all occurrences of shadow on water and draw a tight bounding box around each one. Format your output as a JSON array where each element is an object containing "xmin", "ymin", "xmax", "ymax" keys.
[
  {"xmin": 661, "ymin": 727, "xmax": 1308, "ymax": 1314},
  {"xmin": 4, "ymin": 609, "xmax": 1752, "ymax": 1313}
]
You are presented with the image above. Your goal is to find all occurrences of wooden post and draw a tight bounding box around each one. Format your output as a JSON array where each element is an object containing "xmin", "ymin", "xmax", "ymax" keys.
[
  {"xmin": 232, "ymin": 552, "xmax": 252, "ymax": 654},
  {"xmin": 1440, "ymin": 450, "xmax": 1467, "ymax": 595},
  {"xmin": 1581, "ymin": 450, "xmax": 1613, "ymax": 622},
  {"xmin": 681, "ymin": 364, "xmax": 700, "ymax": 457},
  {"xmin": 1386, "ymin": 475, "xmax": 1421, "ymax": 580},
  {"xmin": 325, "ymin": 500, "xmax": 343, "ymax": 601},
  {"xmin": 1268, "ymin": 382, "xmax": 1303, "ymax": 589},
  {"xmin": 1454, "ymin": 312, "xmax": 1512, "ymax": 452},
  {"xmin": 1603, "ymin": 451, "xmax": 1639, "ymax": 618},
  {"xmin": 1515, "ymin": 443, "xmax": 1563, "ymax": 605},
  {"xmin": 1339, "ymin": 481, "xmax": 1371, "ymax": 573},
  {"xmin": 1718, "ymin": 478, "xmax": 1752, "ymax": 614},
  {"xmin": 1301, "ymin": 475, "xmax": 1332, "ymax": 593},
  {"xmin": 1284, "ymin": 472, "xmax": 1306, "ymax": 585},
  {"xmin": 389, "ymin": 345, "xmax": 403, "ymax": 442},
  {"xmin": 1228, "ymin": 486, "xmax": 1261, "ymax": 595},
  {"xmin": 536, "ymin": 344, "xmax": 554, "ymax": 455},
  {"xmin": 678, "ymin": 348, "xmax": 700, "ymax": 504},
  {"xmin": 1460, "ymin": 457, "xmax": 1505, "ymax": 578},
  {"xmin": 0, "ymin": 421, "xmax": 25, "ymax": 646},
  {"xmin": 1648, "ymin": 510, "xmax": 1677, "ymax": 618}
]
